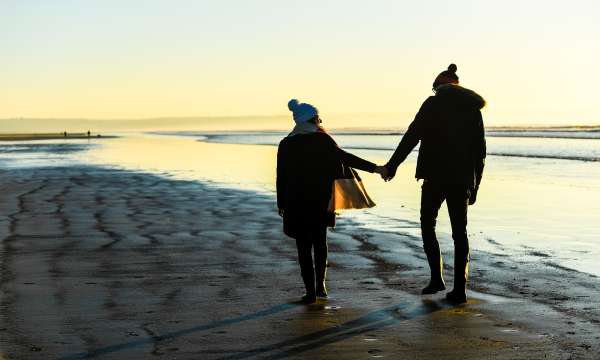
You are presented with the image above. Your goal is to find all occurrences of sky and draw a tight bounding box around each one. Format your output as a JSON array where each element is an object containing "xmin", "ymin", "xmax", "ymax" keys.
[{"xmin": 1, "ymin": 0, "xmax": 599, "ymax": 129}]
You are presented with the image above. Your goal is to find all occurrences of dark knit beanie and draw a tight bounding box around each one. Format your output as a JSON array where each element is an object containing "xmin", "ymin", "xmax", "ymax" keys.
[{"xmin": 433, "ymin": 64, "xmax": 459, "ymax": 89}]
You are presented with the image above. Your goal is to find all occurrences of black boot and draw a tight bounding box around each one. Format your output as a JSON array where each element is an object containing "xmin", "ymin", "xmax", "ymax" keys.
[
  {"xmin": 446, "ymin": 254, "xmax": 469, "ymax": 304},
  {"xmin": 301, "ymin": 274, "xmax": 316, "ymax": 304},
  {"xmin": 422, "ymin": 249, "xmax": 446, "ymax": 295},
  {"xmin": 301, "ymin": 293, "xmax": 316, "ymax": 304},
  {"xmin": 315, "ymin": 263, "xmax": 328, "ymax": 298},
  {"xmin": 300, "ymin": 259, "xmax": 316, "ymax": 304},
  {"xmin": 296, "ymin": 239, "xmax": 316, "ymax": 304},
  {"xmin": 314, "ymin": 232, "xmax": 328, "ymax": 298}
]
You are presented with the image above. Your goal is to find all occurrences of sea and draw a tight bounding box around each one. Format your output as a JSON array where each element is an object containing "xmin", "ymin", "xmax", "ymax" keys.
[{"xmin": 1, "ymin": 126, "xmax": 600, "ymax": 276}]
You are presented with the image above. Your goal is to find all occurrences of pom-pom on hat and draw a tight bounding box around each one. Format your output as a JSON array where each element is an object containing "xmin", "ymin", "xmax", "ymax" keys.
[
  {"xmin": 433, "ymin": 64, "xmax": 459, "ymax": 89},
  {"xmin": 288, "ymin": 99, "xmax": 319, "ymax": 124}
]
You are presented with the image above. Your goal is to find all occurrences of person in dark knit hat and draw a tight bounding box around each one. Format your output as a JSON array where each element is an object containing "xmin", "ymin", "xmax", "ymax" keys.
[
  {"xmin": 382, "ymin": 64, "xmax": 486, "ymax": 304},
  {"xmin": 433, "ymin": 63, "xmax": 459, "ymax": 88}
]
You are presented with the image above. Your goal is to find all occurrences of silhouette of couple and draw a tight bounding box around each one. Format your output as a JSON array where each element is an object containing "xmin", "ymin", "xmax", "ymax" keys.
[{"xmin": 277, "ymin": 64, "xmax": 486, "ymax": 304}]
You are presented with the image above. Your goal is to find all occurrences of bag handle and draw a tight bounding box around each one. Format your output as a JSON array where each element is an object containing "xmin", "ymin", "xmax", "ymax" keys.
[{"xmin": 340, "ymin": 164, "xmax": 362, "ymax": 181}]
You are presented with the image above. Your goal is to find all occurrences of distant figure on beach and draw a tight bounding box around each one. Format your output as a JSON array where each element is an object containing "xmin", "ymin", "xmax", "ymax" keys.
[
  {"xmin": 87, "ymin": 130, "xmax": 91, "ymax": 137},
  {"xmin": 277, "ymin": 99, "xmax": 387, "ymax": 304},
  {"xmin": 63, "ymin": 131, "xmax": 67, "ymax": 137},
  {"xmin": 383, "ymin": 64, "xmax": 486, "ymax": 304}
]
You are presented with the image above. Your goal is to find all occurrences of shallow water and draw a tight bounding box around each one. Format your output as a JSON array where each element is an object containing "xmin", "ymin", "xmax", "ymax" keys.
[
  {"xmin": 200, "ymin": 132, "xmax": 600, "ymax": 162},
  {"xmin": 2, "ymin": 131, "xmax": 600, "ymax": 276}
]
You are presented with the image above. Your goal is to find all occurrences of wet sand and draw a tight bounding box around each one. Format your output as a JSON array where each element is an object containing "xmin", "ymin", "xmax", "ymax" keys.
[{"xmin": 0, "ymin": 166, "xmax": 598, "ymax": 359}]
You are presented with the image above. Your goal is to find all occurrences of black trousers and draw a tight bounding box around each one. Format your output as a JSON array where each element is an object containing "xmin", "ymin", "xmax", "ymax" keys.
[
  {"xmin": 420, "ymin": 181, "xmax": 471, "ymax": 277},
  {"xmin": 295, "ymin": 225, "xmax": 328, "ymax": 290}
]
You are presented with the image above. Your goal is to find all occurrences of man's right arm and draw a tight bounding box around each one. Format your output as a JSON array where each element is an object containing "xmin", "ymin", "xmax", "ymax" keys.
[
  {"xmin": 385, "ymin": 97, "xmax": 432, "ymax": 178},
  {"xmin": 474, "ymin": 111, "xmax": 486, "ymax": 188},
  {"xmin": 469, "ymin": 111, "xmax": 486, "ymax": 205}
]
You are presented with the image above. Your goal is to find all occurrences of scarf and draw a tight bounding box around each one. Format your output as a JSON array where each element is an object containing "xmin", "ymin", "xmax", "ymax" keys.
[{"xmin": 287, "ymin": 122, "xmax": 325, "ymax": 137}]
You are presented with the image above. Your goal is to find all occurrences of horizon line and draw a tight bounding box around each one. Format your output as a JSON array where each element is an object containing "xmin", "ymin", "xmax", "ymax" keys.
[{"xmin": 1, "ymin": 116, "xmax": 599, "ymax": 129}]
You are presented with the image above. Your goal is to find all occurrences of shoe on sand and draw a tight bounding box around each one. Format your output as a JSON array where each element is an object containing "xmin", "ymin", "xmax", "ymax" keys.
[
  {"xmin": 421, "ymin": 281, "xmax": 446, "ymax": 295},
  {"xmin": 445, "ymin": 290, "xmax": 467, "ymax": 304},
  {"xmin": 315, "ymin": 262, "xmax": 328, "ymax": 298},
  {"xmin": 301, "ymin": 293, "xmax": 317, "ymax": 304},
  {"xmin": 316, "ymin": 283, "xmax": 328, "ymax": 298}
]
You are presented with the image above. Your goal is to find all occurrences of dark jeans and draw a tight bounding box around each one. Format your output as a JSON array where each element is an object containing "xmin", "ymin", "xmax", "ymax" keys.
[
  {"xmin": 420, "ymin": 181, "xmax": 471, "ymax": 280},
  {"xmin": 295, "ymin": 225, "xmax": 328, "ymax": 291}
]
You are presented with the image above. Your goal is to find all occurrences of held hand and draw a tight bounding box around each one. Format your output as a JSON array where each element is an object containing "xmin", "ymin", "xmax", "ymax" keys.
[
  {"xmin": 278, "ymin": 208, "xmax": 285, "ymax": 217},
  {"xmin": 374, "ymin": 166, "xmax": 389, "ymax": 180},
  {"xmin": 382, "ymin": 164, "xmax": 397, "ymax": 182}
]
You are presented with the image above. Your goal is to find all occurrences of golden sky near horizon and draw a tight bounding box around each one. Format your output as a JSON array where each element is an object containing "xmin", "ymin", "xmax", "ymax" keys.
[{"xmin": 1, "ymin": 0, "xmax": 599, "ymax": 128}]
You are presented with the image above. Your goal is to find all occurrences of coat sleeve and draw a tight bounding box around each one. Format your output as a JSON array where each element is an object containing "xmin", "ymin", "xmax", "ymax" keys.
[
  {"xmin": 323, "ymin": 134, "xmax": 376, "ymax": 173},
  {"xmin": 473, "ymin": 111, "xmax": 486, "ymax": 187},
  {"xmin": 276, "ymin": 141, "xmax": 287, "ymax": 210},
  {"xmin": 337, "ymin": 148, "xmax": 376, "ymax": 173},
  {"xmin": 386, "ymin": 97, "xmax": 433, "ymax": 171}
]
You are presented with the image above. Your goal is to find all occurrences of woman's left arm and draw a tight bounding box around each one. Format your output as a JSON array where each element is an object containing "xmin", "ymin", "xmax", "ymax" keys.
[{"xmin": 337, "ymin": 147, "xmax": 377, "ymax": 173}]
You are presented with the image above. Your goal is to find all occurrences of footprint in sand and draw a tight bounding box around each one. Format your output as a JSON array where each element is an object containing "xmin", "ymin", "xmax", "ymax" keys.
[
  {"xmin": 363, "ymin": 335, "xmax": 377, "ymax": 342},
  {"xmin": 368, "ymin": 349, "xmax": 384, "ymax": 358}
]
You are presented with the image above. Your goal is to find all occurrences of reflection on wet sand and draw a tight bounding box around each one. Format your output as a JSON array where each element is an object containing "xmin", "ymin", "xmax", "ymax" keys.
[{"xmin": 1, "ymin": 164, "xmax": 596, "ymax": 359}]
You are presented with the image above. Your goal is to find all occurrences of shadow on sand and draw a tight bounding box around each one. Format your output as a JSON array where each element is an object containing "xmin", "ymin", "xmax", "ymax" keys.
[
  {"xmin": 58, "ymin": 299, "xmax": 453, "ymax": 360},
  {"xmin": 57, "ymin": 302, "xmax": 301, "ymax": 360},
  {"xmin": 217, "ymin": 299, "xmax": 451, "ymax": 360}
]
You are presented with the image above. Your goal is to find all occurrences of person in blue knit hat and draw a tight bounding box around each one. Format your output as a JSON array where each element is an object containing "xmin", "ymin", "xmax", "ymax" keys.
[{"xmin": 277, "ymin": 99, "xmax": 387, "ymax": 303}]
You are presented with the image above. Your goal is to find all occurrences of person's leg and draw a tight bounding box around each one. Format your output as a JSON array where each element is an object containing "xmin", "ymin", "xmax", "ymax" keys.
[
  {"xmin": 295, "ymin": 233, "xmax": 316, "ymax": 303},
  {"xmin": 445, "ymin": 185, "xmax": 470, "ymax": 304},
  {"xmin": 420, "ymin": 181, "xmax": 447, "ymax": 294},
  {"xmin": 312, "ymin": 225, "xmax": 328, "ymax": 298}
]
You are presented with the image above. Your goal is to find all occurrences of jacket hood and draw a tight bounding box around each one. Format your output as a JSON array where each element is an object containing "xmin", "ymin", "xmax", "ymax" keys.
[{"xmin": 435, "ymin": 84, "xmax": 486, "ymax": 109}]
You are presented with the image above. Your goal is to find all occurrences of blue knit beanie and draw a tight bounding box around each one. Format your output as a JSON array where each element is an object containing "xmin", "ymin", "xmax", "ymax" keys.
[{"xmin": 288, "ymin": 99, "xmax": 318, "ymax": 124}]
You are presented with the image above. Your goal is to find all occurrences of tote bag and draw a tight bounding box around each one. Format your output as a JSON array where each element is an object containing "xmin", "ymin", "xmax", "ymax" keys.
[{"xmin": 327, "ymin": 166, "xmax": 376, "ymax": 212}]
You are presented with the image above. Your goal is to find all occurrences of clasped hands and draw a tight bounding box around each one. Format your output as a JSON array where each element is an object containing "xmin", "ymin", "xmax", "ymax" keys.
[{"xmin": 374, "ymin": 165, "xmax": 395, "ymax": 182}]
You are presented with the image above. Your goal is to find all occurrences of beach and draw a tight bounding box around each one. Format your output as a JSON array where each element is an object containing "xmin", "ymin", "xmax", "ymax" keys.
[{"xmin": 0, "ymin": 134, "xmax": 599, "ymax": 359}]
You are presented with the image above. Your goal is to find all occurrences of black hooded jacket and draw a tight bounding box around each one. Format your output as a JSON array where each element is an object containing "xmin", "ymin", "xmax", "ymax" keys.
[
  {"xmin": 277, "ymin": 131, "xmax": 376, "ymax": 237},
  {"xmin": 386, "ymin": 84, "xmax": 486, "ymax": 189}
]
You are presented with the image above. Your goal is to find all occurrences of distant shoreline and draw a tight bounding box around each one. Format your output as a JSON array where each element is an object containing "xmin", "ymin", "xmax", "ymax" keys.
[
  {"xmin": 0, "ymin": 133, "xmax": 116, "ymax": 141},
  {"xmin": 1, "ymin": 117, "xmax": 599, "ymax": 134}
]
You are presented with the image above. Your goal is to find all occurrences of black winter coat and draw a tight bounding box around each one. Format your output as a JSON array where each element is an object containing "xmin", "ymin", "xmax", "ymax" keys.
[
  {"xmin": 387, "ymin": 84, "xmax": 486, "ymax": 189},
  {"xmin": 277, "ymin": 131, "xmax": 376, "ymax": 238}
]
